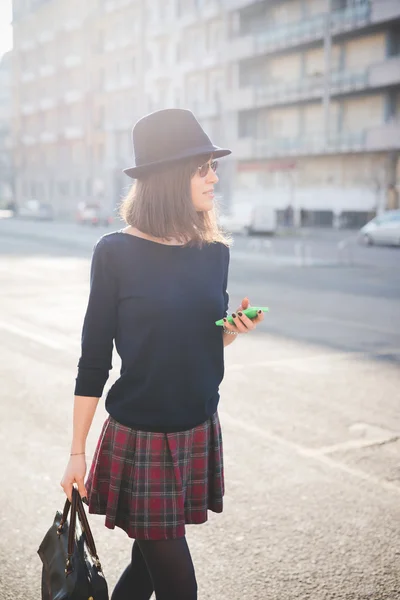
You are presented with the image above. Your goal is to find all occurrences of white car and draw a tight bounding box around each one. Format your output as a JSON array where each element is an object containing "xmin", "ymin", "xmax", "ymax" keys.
[
  {"xmin": 218, "ymin": 204, "xmax": 277, "ymax": 235},
  {"xmin": 359, "ymin": 210, "xmax": 400, "ymax": 246}
]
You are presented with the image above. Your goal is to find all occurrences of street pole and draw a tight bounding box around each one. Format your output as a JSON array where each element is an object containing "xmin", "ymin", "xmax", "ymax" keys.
[{"xmin": 323, "ymin": 1, "xmax": 332, "ymax": 148}]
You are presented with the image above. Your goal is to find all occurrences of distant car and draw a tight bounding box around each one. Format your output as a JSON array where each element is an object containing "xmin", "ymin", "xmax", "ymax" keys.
[
  {"xmin": 218, "ymin": 212, "xmax": 249, "ymax": 235},
  {"xmin": 17, "ymin": 200, "xmax": 54, "ymax": 221},
  {"xmin": 219, "ymin": 204, "xmax": 277, "ymax": 236},
  {"xmin": 358, "ymin": 210, "xmax": 400, "ymax": 246},
  {"xmin": 76, "ymin": 202, "xmax": 114, "ymax": 227}
]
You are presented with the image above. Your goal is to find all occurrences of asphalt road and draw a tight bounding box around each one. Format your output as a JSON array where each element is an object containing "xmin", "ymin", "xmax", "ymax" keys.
[{"xmin": 0, "ymin": 218, "xmax": 399, "ymax": 600}]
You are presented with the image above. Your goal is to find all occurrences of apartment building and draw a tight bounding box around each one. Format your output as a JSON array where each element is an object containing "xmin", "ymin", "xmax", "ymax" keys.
[
  {"xmin": 12, "ymin": 0, "xmax": 100, "ymax": 218},
  {"xmin": 11, "ymin": 0, "xmax": 400, "ymax": 226},
  {"xmin": 224, "ymin": 0, "xmax": 400, "ymax": 226},
  {"xmin": 0, "ymin": 52, "xmax": 13, "ymax": 206}
]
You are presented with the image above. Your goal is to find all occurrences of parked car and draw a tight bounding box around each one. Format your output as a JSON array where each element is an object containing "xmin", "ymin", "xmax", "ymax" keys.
[
  {"xmin": 17, "ymin": 200, "xmax": 54, "ymax": 221},
  {"xmin": 218, "ymin": 204, "xmax": 277, "ymax": 236},
  {"xmin": 76, "ymin": 202, "xmax": 114, "ymax": 226},
  {"xmin": 358, "ymin": 210, "xmax": 400, "ymax": 246}
]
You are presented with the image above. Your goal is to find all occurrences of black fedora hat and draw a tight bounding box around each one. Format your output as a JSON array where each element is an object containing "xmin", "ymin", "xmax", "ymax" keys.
[{"xmin": 123, "ymin": 108, "xmax": 231, "ymax": 179}]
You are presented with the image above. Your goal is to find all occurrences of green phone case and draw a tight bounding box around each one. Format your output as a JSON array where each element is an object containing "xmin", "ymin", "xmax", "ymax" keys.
[{"xmin": 215, "ymin": 306, "xmax": 269, "ymax": 326}]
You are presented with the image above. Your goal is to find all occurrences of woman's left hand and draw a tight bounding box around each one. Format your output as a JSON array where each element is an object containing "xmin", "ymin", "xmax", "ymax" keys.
[{"xmin": 223, "ymin": 297, "xmax": 265, "ymax": 335}]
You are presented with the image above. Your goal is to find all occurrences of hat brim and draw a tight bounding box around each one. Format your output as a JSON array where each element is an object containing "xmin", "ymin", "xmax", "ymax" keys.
[{"xmin": 123, "ymin": 145, "xmax": 232, "ymax": 179}]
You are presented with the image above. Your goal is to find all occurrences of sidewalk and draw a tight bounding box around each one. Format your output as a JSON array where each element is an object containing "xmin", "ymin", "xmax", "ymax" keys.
[{"xmin": 0, "ymin": 215, "xmax": 116, "ymax": 249}]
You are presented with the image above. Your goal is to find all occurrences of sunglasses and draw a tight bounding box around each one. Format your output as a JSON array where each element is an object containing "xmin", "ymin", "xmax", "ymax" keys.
[{"xmin": 197, "ymin": 159, "xmax": 218, "ymax": 178}]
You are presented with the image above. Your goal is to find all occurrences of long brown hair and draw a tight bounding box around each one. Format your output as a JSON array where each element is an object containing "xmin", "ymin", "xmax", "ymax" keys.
[{"xmin": 119, "ymin": 155, "xmax": 232, "ymax": 247}]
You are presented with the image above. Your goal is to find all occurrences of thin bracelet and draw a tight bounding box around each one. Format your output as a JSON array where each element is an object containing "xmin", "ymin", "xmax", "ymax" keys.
[
  {"xmin": 223, "ymin": 326, "xmax": 238, "ymax": 336},
  {"xmin": 70, "ymin": 452, "xmax": 85, "ymax": 456}
]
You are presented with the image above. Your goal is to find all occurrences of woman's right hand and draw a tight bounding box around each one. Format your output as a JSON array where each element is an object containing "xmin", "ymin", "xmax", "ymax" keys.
[{"xmin": 60, "ymin": 455, "xmax": 87, "ymax": 502}]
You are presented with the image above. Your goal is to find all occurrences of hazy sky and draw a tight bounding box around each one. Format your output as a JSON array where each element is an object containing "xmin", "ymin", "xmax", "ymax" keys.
[{"xmin": 0, "ymin": 0, "xmax": 13, "ymax": 58}]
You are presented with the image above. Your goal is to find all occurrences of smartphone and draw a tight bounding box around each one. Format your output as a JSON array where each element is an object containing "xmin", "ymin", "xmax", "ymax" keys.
[{"xmin": 215, "ymin": 306, "xmax": 269, "ymax": 326}]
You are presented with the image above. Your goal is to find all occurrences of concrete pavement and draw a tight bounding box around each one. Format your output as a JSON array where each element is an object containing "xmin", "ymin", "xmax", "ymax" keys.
[{"xmin": 0, "ymin": 221, "xmax": 399, "ymax": 599}]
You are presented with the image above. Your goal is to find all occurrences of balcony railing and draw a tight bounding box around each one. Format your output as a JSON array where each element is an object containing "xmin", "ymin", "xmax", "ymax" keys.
[
  {"xmin": 64, "ymin": 90, "xmax": 84, "ymax": 104},
  {"xmin": 39, "ymin": 132, "xmax": 58, "ymax": 144},
  {"xmin": 39, "ymin": 65, "xmax": 55, "ymax": 78},
  {"xmin": 230, "ymin": 2, "xmax": 371, "ymax": 60},
  {"xmin": 234, "ymin": 131, "xmax": 368, "ymax": 159},
  {"xmin": 192, "ymin": 101, "xmax": 219, "ymax": 119},
  {"xmin": 228, "ymin": 55, "xmax": 400, "ymax": 111},
  {"xmin": 63, "ymin": 55, "xmax": 82, "ymax": 68},
  {"xmin": 63, "ymin": 127, "xmax": 84, "ymax": 140},
  {"xmin": 21, "ymin": 71, "xmax": 35, "ymax": 83},
  {"xmin": 39, "ymin": 97, "xmax": 57, "ymax": 111}
]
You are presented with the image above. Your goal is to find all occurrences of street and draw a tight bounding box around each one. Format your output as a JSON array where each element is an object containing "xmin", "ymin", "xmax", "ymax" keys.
[{"xmin": 0, "ymin": 218, "xmax": 399, "ymax": 599}]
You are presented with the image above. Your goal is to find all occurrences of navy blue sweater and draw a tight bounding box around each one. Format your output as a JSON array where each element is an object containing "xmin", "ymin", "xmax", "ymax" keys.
[{"xmin": 74, "ymin": 232, "xmax": 230, "ymax": 432}]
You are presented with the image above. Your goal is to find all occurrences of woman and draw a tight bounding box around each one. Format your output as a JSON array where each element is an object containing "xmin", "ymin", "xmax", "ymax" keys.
[{"xmin": 61, "ymin": 108, "xmax": 265, "ymax": 600}]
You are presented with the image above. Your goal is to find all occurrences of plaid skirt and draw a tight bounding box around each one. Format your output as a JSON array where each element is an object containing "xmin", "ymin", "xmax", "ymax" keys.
[{"xmin": 86, "ymin": 411, "xmax": 224, "ymax": 540}]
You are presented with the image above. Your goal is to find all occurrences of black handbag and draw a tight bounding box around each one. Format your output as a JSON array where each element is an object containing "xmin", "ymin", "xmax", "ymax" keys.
[{"xmin": 38, "ymin": 487, "xmax": 109, "ymax": 600}]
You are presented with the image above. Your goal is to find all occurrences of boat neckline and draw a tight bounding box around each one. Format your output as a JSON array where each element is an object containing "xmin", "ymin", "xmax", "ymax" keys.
[{"xmin": 117, "ymin": 230, "xmax": 188, "ymax": 247}]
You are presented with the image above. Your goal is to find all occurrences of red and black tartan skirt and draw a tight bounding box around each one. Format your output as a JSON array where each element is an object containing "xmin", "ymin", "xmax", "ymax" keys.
[{"xmin": 86, "ymin": 411, "xmax": 224, "ymax": 540}]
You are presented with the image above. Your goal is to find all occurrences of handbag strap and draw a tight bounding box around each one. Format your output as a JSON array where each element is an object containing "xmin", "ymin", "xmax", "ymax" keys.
[
  {"xmin": 64, "ymin": 488, "xmax": 103, "ymax": 574},
  {"xmin": 57, "ymin": 495, "xmax": 72, "ymax": 537}
]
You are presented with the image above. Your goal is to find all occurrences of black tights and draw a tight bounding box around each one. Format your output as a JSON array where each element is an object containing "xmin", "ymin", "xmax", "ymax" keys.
[{"xmin": 111, "ymin": 537, "xmax": 197, "ymax": 600}]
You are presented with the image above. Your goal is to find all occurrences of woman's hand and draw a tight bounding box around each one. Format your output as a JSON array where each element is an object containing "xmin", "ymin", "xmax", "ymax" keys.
[
  {"xmin": 223, "ymin": 297, "xmax": 265, "ymax": 334},
  {"xmin": 60, "ymin": 455, "xmax": 87, "ymax": 502}
]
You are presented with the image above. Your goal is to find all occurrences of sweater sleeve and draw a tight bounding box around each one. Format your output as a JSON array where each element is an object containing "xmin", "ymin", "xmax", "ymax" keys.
[
  {"xmin": 74, "ymin": 237, "xmax": 118, "ymax": 397},
  {"xmin": 222, "ymin": 245, "xmax": 230, "ymax": 317}
]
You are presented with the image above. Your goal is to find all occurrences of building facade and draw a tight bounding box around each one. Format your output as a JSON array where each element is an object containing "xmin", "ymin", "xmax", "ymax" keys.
[
  {"xmin": 0, "ymin": 52, "xmax": 13, "ymax": 206},
  {"xmin": 11, "ymin": 0, "xmax": 400, "ymax": 226}
]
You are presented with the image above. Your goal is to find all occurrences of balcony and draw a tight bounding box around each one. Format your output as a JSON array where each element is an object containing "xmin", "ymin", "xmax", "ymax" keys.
[
  {"xmin": 39, "ymin": 132, "xmax": 58, "ymax": 144},
  {"xmin": 228, "ymin": 54, "xmax": 399, "ymax": 112},
  {"xmin": 104, "ymin": 118, "xmax": 131, "ymax": 132},
  {"xmin": 178, "ymin": 58, "xmax": 197, "ymax": 74},
  {"xmin": 366, "ymin": 123, "xmax": 400, "ymax": 150},
  {"xmin": 21, "ymin": 103, "xmax": 37, "ymax": 115},
  {"xmin": 104, "ymin": 41, "xmax": 117, "ymax": 52},
  {"xmin": 224, "ymin": 87, "xmax": 256, "ymax": 111},
  {"xmin": 222, "ymin": 0, "xmax": 252, "ymax": 10},
  {"xmin": 21, "ymin": 71, "xmax": 35, "ymax": 83},
  {"xmin": 39, "ymin": 64, "xmax": 55, "ymax": 78},
  {"xmin": 21, "ymin": 135, "xmax": 36, "ymax": 146},
  {"xmin": 227, "ymin": 35, "xmax": 254, "ymax": 62},
  {"xmin": 37, "ymin": 31, "xmax": 55, "ymax": 44},
  {"xmin": 194, "ymin": 101, "xmax": 219, "ymax": 119},
  {"xmin": 104, "ymin": 0, "xmax": 133, "ymax": 13},
  {"xmin": 20, "ymin": 40, "xmax": 36, "ymax": 52},
  {"xmin": 63, "ymin": 55, "xmax": 82, "ymax": 68},
  {"xmin": 368, "ymin": 56, "xmax": 400, "ymax": 88},
  {"xmin": 229, "ymin": 2, "xmax": 372, "ymax": 61},
  {"xmin": 202, "ymin": 2, "xmax": 221, "ymax": 21},
  {"xmin": 330, "ymin": 2, "xmax": 371, "ymax": 34},
  {"xmin": 104, "ymin": 76, "xmax": 135, "ymax": 92},
  {"xmin": 63, "ymin": 19, "xmax": 83, "ymax": 32},
  {"xmin": 371, "ymin": 0, "xmax": 400, "ymax": 23},
  {"xmin": 63, "ymin": 127, "xmax": 84, "ymax": 140},
  {"xmin": 233, "ymin": 131, "xmax": 367, "ymax": 160},
  {"xmin": 64, "ymin": 90, "xmax": 84, "ymax": 104},
  {"xmin": 39, "ymin": 98, "xmax": 56, "ymax": 111}
]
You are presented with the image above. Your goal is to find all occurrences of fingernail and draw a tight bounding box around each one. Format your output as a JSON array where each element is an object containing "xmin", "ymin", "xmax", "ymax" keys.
[
  {"xmin": 258, "ymin": 310, "xmax": 262, "ymax": 314},
  {"xmin": 82, "ymin": 497, "xmax": 89, "ymax": 505},
  {"xmin": 238, "ymin": 311, "xmax": 243, "ymax": 317},
  {"xmin": 232, "ymin": 313, "xmax": 237, "ymax": 318},
  {"xmin": 223, "ymin": 318, "xmax": 227, "ymax": 322}
]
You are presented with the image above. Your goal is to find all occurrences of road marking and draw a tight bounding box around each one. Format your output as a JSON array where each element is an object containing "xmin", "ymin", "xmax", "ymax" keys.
[
  {"xmin": 304, "ymin": 435, "xmax": 400, "ymax": 456},
  {"xmin": 220, "ymin": 411, "xmax": 400, "ymax": 495},
  {"xmin": 0, "ymin": 321, "xmax": 70, "ymax": 351},
  {"xmin": 226, "ymin": 348, "xmax": 400, "ymax": 371},
  {"xmin": 311, "ymin": 314, "xmax": 399, "ymax": 336},
  {"xmin": 226, "ymin": 351, "xmax": 353, "ymax": 371}
]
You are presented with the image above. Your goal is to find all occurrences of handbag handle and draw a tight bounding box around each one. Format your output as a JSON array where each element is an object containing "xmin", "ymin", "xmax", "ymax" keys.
[{"xmin": 58, "ymin": 488, "xmax": 103, "ymax": 575}]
